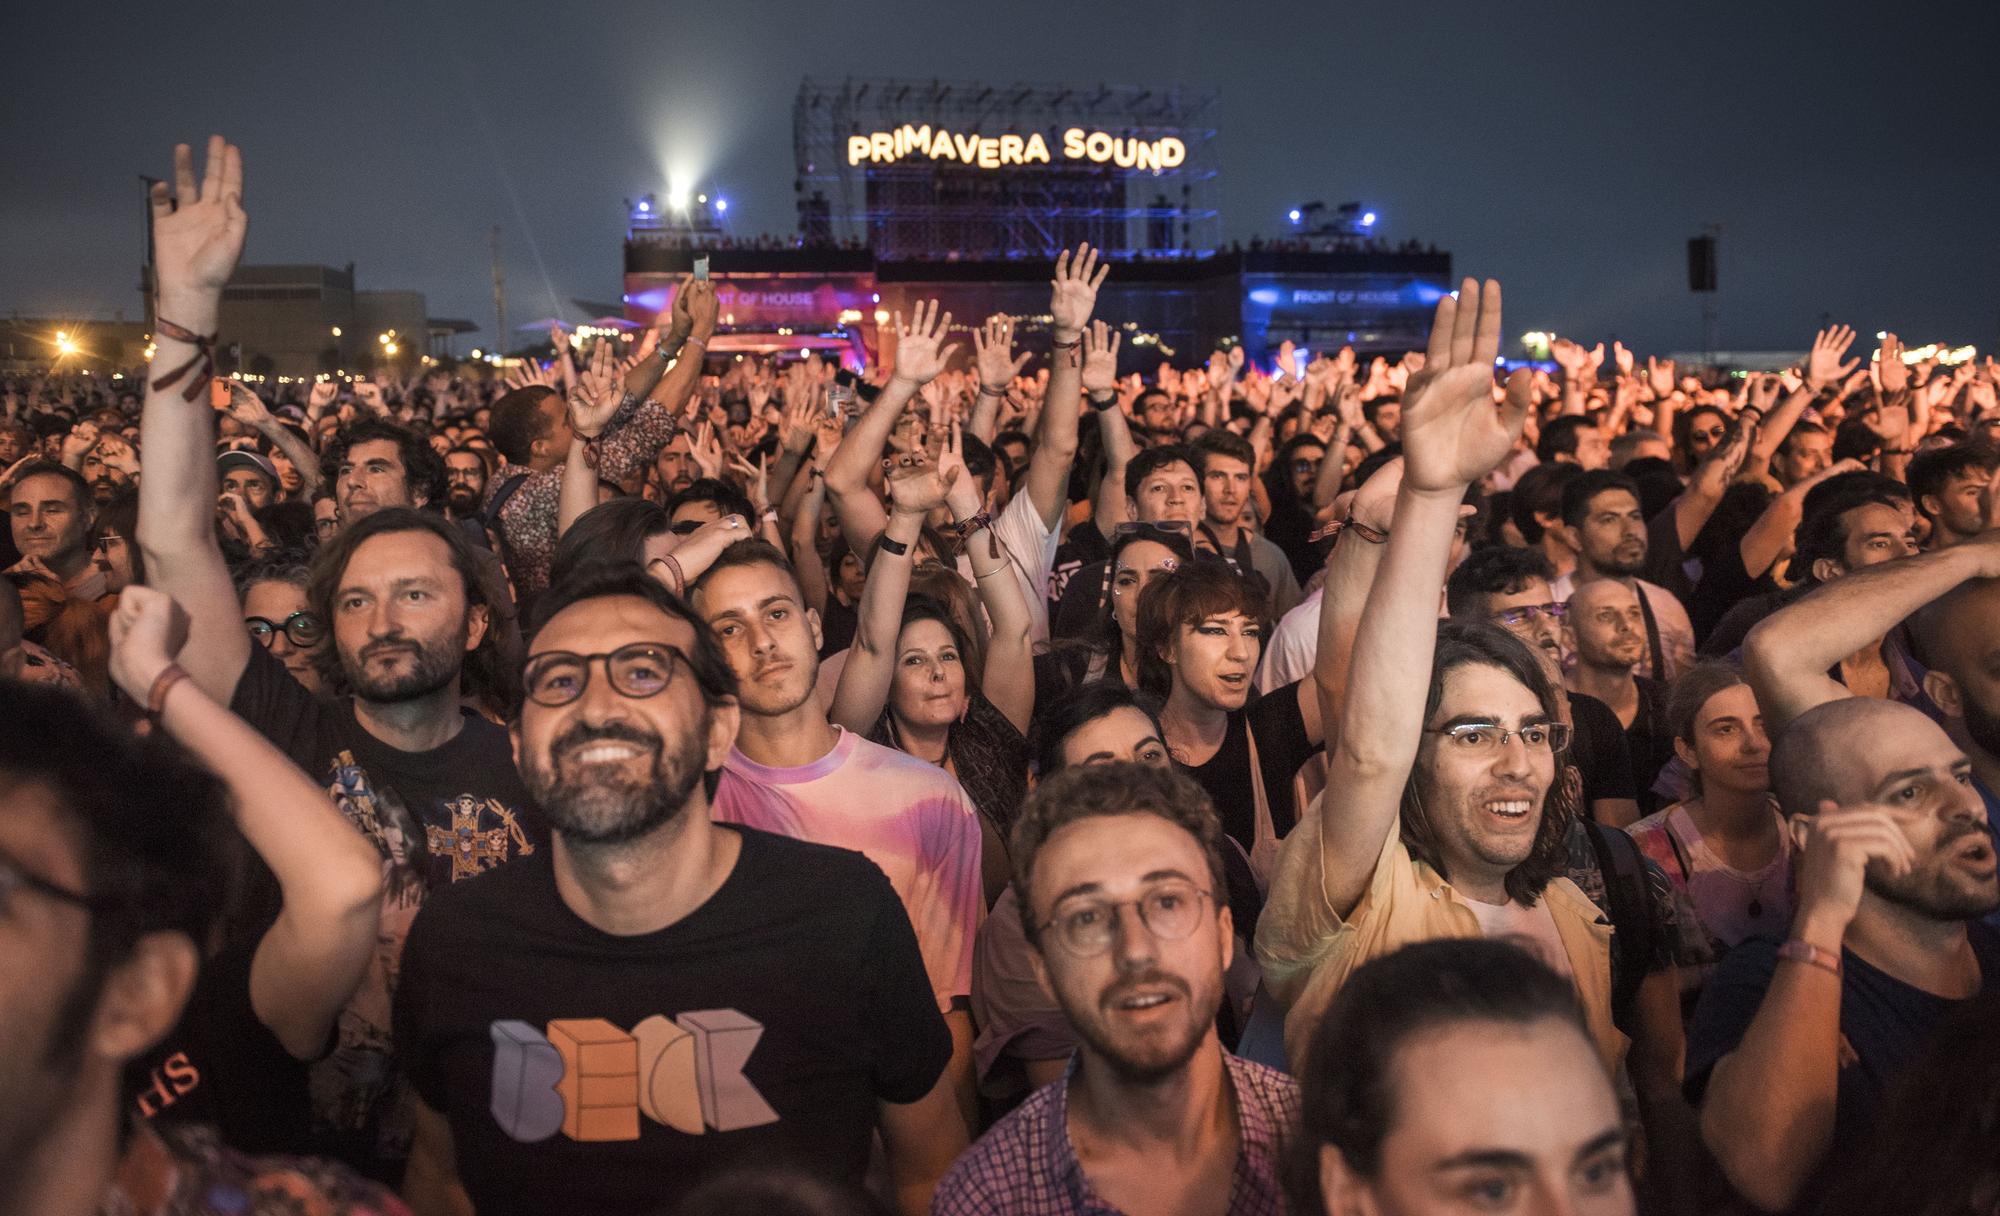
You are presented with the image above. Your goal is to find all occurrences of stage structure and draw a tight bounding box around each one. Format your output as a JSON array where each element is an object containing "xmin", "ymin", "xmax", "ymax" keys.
[{"xmin": 792, "ymin": 76, "xmax": 1221, "ymax": 261}]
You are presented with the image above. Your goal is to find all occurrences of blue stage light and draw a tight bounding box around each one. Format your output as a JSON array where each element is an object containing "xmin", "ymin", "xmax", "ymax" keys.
[
  {"xmin": 637, "ymin": 200, "xmax": 649, "ymax": 213},
  {"xmin": 1288, "ymin": 209, "xmax": 1302, "ymax": 224},
  {"xmin": 1361, "ymin": 211, "xmax": 1377, "ymax": 226},
  {"xmin": 715, "ymin": 198, "xmax": 728, "ymax": 213}
]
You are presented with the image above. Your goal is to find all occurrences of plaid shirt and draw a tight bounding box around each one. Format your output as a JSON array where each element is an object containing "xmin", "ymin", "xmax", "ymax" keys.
[{"xmin": 931, "ymin": 1051, "xmax": 1297, "ymax": 1216}]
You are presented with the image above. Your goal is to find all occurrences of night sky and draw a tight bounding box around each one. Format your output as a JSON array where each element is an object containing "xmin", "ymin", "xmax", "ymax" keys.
[{"xmin": 5, "ymin": 0, "xmax": 1995, "ymax": 357}]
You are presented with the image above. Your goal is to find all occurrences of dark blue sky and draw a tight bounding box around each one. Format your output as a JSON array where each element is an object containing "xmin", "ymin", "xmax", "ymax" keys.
[{"xmin": 4, "ymin": 0, "xmax": 1995, "ymax": 356}]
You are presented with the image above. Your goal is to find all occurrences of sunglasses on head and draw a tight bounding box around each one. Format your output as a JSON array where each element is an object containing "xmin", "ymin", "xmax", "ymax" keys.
[
  {"xmin": 669, "ymin": 519, "xmax": 705, "ymax": 535},
  {"xmin": 1113, "ymin": 520, "xmax": 1194, "ymax": 542}
]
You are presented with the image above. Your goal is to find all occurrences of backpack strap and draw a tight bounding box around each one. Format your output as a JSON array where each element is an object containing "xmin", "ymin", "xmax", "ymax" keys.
[{"xmin": 1583, "ymin": 821, "xmax": 1655, "ymax": 1035}]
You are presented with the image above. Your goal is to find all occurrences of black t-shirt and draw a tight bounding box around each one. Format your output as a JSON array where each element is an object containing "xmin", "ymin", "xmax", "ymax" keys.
[
  {"xmin": 394, "ymin": 826, "xmax": 951, "ymax": 1216},
  {"xmin": 1626, "ymin": 676, "xmax": 1677, "ymax": 813},
  {"xmin": 229, "ymin": 644, "xmax": 545, "ymax": 1169},
  {"xmin": 1686, "ymin": 922, "xmax": 2000, "ymax": 1194},
  {"xmin": 1687, "ymin": 537, "xmax": 1769, "ymax": 645},
  {"xmin": 817, "ymin": 596, "xmax": 857, "ymax": 659},
  {"xmin": 1568, "ymin": 690, "xmax": 1638, "ymax": 810},
  {"xmin": 231, "ymin": 645, "xmax": 544, "ymax": 893},
  {"xmin": 127, "ymin": 940, "xmax": 314, "ymax": 1155},
  {"xmin": 1181, "ymin": 680, "xmax": 1315, "ymax": 848}
]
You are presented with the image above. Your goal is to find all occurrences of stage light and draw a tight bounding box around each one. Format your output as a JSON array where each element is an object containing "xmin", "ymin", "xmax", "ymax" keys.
[
  {"xmin": 384, "ymin": 342, "xmax": 399, "ymax": 356},
  {"xmin": 331, "ymin": 326, "xmax": 342, "ymax": 337},
  {"xmin": 714, "ymin": 198, "xmax": 728, "ymax": 213},
  {"xmin": 470, "ymin": 348, "xmax": 482, "ymax": 359},
  {"xmin": 1288, "ymin": 209, "xmax": 1301, "ymax": 224},
  {"xmin": 636, "ymin": 199, "xmax": 649, "ymax": 213},
  {"xmin": 1361, "ymin": 212, "xmax": 1377, "ymax": 227},
  {"xmin": 697, "ymin": 194, "xmax": 707, "ymax": 205}
]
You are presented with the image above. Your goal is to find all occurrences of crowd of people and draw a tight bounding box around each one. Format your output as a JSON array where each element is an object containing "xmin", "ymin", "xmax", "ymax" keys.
[{"xmin": 5, "ymin": 134, "xmax": 2000, "ymax": 1216}]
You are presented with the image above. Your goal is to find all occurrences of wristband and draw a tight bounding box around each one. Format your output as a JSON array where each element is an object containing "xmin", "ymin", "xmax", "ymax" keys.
[
  {"xmin": 1088, "ymin": 391, "xmax": 1117, "ymax": 412},
  {"xmin": 977, "ymin": 385, "xmax": 1005, "ymax": 398},
  {"xmin": 146, "ymin": 663, "xmax": 190, "ymax": 719},
  {"xmin": 1050, "ymin": 336, "xmax": 1081, "ymax": 351},
  {"xmin": 877, "ymin": 534, "xmax": 910, "ymax": 557},
  {"xmin": 149, "ymin": 316, "xmax": 217, "ymax": 403},
  {"xmin": 947, "ymin": 510, "xmax": 992, "ymax": 548},
  {"xmin": 1777, "ymin": 939, "xmax": 1842, "ymax": 977}
]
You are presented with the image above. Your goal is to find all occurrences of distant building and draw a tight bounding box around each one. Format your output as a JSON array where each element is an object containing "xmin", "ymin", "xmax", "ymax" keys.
[{"xmin": 0, "ymin": 318, "xmax": 149, "ymax": 375}]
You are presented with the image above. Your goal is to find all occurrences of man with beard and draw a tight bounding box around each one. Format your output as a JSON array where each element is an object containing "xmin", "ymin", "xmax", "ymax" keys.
[
  {"xmin": 79, "ymin": 436, "xmax": 137, "ymax": 505},
  {"xmin": 933, "ymin": 763, "xmax": 1297, "ymax": 1216},
  {"xmin": 1688, "ymin": 697, "xmax": 2000, "ymax": 1212},
  {"xmin": 394, "ymin": 563, "xmax": 960, "ymax": 1216},
  {"xmin": 133, "ymin": 134, "xmax": 540, "ymax": 1173},
  {"xmin": 1257, "ymin": 281, "xmax": 1625, "ymax": 1073},
  {"xmin": 1554, "ymin": 470, "xmax": 1695, "ymax": 681},
  {"xmin": 0, "ymin": 680, "xmax": 403, "ymax": 1216},
  {"xmin": 440, "ymin": 446, "xmax": 488, "ymax": 521}
]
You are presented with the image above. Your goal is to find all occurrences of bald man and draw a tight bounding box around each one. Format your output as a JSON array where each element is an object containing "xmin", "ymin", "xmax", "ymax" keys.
[
  {"xmin": 1916, "ymin": 576, "xmax": 2000, "ymax": 828},
  {"xmin": 1686, "ymin": 698, "xmax": 1999, "ymax": 1212},
  {"xmin": 1565, "ymin": 578, "xmax": 1674, "ymax": 800}
]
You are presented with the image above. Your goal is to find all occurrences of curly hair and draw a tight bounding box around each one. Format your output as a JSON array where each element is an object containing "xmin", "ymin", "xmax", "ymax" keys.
[{"xmin": 1009, "ymin": 761, "xmax": 1228, "ymax": 947}]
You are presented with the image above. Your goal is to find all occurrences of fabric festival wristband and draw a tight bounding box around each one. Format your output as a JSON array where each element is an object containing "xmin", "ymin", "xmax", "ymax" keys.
[{"xmin": 877, "ymin": 534, "xmax": 910, "ymax": 557}]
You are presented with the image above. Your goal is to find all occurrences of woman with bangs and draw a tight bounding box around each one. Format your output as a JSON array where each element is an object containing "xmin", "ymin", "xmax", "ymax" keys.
[
  {"xmin": 1037, "ymin": 521, "xmax": 1195, "ymax": 699},
  {"xmin": 1136, "ymin": 556, "xmax": 1339, "ymax": 882}
]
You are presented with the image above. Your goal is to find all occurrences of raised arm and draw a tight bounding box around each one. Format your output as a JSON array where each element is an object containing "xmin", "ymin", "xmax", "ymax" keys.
[
  {"xmin": 827, "ymin": 448, "xmax": 936, "ymax": 734},
  {"xmin": 942, "ymin": 425, "xmax": 1035, "ymax": 735},
  {"xmin": 1744, "ymin": 532, "xmax": 2000, "ymax": 734},
  {"xmin": 223, "ymin": 383, "xmax": 322, "ymax": 497},
  {"xmin": 823, "ymin": 301, "xmax": 958, "ymax": 555},
  {"xmin": 108, "ymin": 586, "xmax": 381, "ymax": 1060},
  {"xmin": 1672, "ymin": 418, "xmax": 1753, "ymax": 552},
  {"xmin": 1319, "ymin": 281, "xmax": 1530, "ymax": 915},
  {"xmin": 1700, "ymin": 798, "xmax": 1914, "ymax": 1211},
  {"xmin": 1019, "ymin": 246, "xmax": 1107, "ymax": 529},
  {"xmin": 968, "ymin": 314, "xmax": 1031, "ymax": 444},
  {"xmin": 1752, "ymin": 326, "xmax": 1857, "ymax": 467},
  {"xmin": 1736, "ymin": 458, "xmax": 1867, "ymax": 579},
  {"xmin": 788, "ymin": 470, "xmax": 831, "ymax": 614},
  {"xmin": 1306, "ymin": 457, "xmax": 1403, "ymax": 750},
  {"xmin": 1091, "ymin": 367, "xmax": 1139, "ymax": 528},
  {"xmin": 134, "ymin": 136, "xmax": 255, "ymax": 702}
]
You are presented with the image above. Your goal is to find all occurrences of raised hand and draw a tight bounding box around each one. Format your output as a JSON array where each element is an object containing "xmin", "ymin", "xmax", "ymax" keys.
[
  {"xmin": 1612, "ymin": 340, "xmax": 1635, "ymax": 378},
  {"xmin": 888, "ymin": 300, "xmax": 959, "ymax": 388},
  {"xmin": 681, "ymin": 278, "xmax": 719, "ymax": 339},
  {"xmin": 352, "ymin": 381, "xmax": 389, "ymax": 417},
  {"xmin": 1645, "ymin": 355, "xmax": 1675, "ymax": 397},
  {"xmin": 224, "ymin": 381, "xmax": 273, "ymax": 428},
  {"xmin": 1805, "ymin": 324, "xmax": 1860, "ymax": 391},
  {"xmin": 59, "ymin": 421, "xmax": 101, "ymax": 466},
  {"xmin": 1747, "ymin": 373, "xmax": 1782, "ymax": 413},
  {"xmin": 150, "ymin": 136, "xmax": 247, "ymax": 307},
  {"xmin": 1551, "ymin": 337, "xmax": 1588, "ymax": 376},
  {"xmin": 307, "ymin": 380, "xmax": 339, "ymax": 414},
  {"xmin": 566, "ymin": 338, "xmax": 624, "ymax": 439},
  {"xmin": 1877, "ymin": 333, "xmax": 1909, "ymax": 394},
  {"xmin": 107, "ymin": 584, "xmax": 193, "ymax": 703},
  {"xmin": 1398, "ymin": 279, "xmax": 1530, "ymax": 493},
  {"xmin": 1049, "ymin": 243, "xmax": 1109, "ymax": 338},
  {"xmin": 93, "ymin": 434, "xmax": 141, "ymax": 478},
  {"xmin": 726, "ymin": 453, "xmax": 770, "ymax": 515},
  {"xmin": 1080, "ymin": 319, "xmax": 1121, "ymax": 395},
  {"xmin": 884, "ymin": 445, "xmax": 956, "ymax": 517},
  {"xmin": 1275, "ymin": 339, "xmax": 1299, "ymax": 382},
  {"xmin": 1792, "ymin": 801, "xmax": 1915, "ymax": 937},
  {"xmin": 972, "ymin": 314, "xmax": 1032, "ymax": 392},
  {"xmin": 689, "ymin": 421, "xmax": 723, "ymax": 480}
]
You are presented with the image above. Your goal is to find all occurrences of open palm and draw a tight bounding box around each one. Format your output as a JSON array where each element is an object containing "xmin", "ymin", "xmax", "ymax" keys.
[
  {"xmin": 1399, "ymin": 279, "xmax": 1529, "ymax": 492},
  {"xmin": 151, "ymin": 137, "xmax": 247, "ymax": 298}
]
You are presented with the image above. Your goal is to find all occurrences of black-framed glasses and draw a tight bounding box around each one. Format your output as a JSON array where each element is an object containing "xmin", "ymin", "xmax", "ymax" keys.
[
  {"xmin": 246, "ymin": 611, "xmax": 324, "ymax": 648},
  {"xmin": 1038, "ymin": 880, "xmax": 1214, "ymax": 958},
  {"xmin": 1422, "ymin": 721, "xmax": 1573, "ymax": 755},
  {"xmin": 524, "ymin": 642, "xmax": 688, "ymax": 708},
  {"xmin": 1492, "ymin": 602, "xmax": 1566, "ymax": 627},
  {"xmin": 0, "ymin": 846, "xmax": 110, "ymax": 913},
  {"xmin": 669, "ymin": 519, "xmax": 704, "ymax": 535},
  {"xmin": 90, "ymin": 533, "xmax": 128, "ymax": 553}
]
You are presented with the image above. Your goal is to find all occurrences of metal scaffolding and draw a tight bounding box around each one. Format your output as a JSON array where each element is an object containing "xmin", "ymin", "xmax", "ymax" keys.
[{"xmin": 793, "ymin": 76, "xmax": 1220, "ymax": 260}]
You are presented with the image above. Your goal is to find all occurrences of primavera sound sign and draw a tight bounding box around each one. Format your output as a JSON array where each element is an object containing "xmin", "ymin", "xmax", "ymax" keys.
[{"xmin": 847, "ymin": 125, "xmax": 1188, "ymax": 172}]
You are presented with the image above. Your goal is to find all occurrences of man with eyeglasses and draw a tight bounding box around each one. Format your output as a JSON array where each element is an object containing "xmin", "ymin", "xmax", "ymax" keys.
[
  {"xmin": 394, "ymin": 562, "xmax": 962, "ymax": 1216},
  {"xmin": 935, "ymin": 762, "xmax": 1297, "ymax": 1216},
  {"xmin": 1258, "ymin": 280, "xmax": 1627, "ymax": 1074}
]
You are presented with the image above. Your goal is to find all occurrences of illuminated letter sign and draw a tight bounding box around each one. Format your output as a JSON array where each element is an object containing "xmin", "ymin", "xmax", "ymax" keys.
[{"xmin": 847, "ymin": 126, "xmax": 1184, "ymax": 170}]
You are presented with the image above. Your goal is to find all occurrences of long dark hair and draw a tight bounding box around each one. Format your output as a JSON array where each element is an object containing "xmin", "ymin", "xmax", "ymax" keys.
[
  {"xmin": 1285, "ymin": 939, "xmax": 1595, "ymax": 1215},
  {"xmin": 1400, "ymin": 620, "xmax": 1575, "ymax": 905},
  {"xmin": 883, "ymin": 594, "xmax": 980, "ymax": 753},
  {"xmin": 550, "ymin": 497, "xmax": 672, "ymax": 589}
]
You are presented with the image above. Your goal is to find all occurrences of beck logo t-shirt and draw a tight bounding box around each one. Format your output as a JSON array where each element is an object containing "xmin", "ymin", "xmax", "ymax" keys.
[{"xmin": 393, "ymin": 825, "xmax": 951, "ymax": 1216}]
